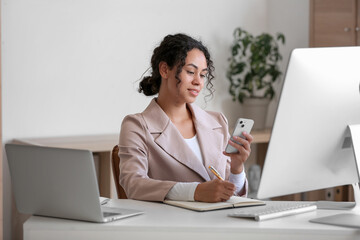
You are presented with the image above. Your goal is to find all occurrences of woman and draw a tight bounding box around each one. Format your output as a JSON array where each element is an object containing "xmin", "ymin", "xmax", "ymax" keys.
[{"xmin": 119, "ymin": 33, "xmax": 253, "ymax": 203}]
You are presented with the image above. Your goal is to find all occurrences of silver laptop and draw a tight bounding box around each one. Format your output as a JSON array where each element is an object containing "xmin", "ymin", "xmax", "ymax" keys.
[{"xmin": 5, "ymin": 143, "xmax": 143, "ymax": 223}]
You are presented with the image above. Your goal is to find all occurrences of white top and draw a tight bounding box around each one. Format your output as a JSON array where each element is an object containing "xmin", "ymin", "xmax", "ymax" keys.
[
  {"xmin": 166, "ymin": 135, "xmax": 246, "ymax": 201},
  {"xmin": 184, "ymin": 135, "xmax": 204, "ymax": 164}
]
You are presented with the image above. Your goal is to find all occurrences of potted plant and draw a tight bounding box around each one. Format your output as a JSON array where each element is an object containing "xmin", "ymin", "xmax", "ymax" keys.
[{"xmin": 226, "ymin": 27, "xmax": 285, "ymax": 129}]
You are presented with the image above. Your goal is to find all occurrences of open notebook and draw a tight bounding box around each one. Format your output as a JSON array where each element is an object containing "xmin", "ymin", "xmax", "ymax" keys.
[{"xmin": 164, "ymin": 196, "xmax": 265, "ymax": 212}]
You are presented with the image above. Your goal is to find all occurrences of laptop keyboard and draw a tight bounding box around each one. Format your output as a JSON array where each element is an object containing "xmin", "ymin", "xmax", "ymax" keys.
[{"xmin": 229, "ymin": 201, "xmax": 317, "ymax": 221}]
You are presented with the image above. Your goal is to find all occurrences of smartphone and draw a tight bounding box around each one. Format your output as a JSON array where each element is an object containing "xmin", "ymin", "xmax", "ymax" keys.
[{"xmin": 225, "ymin": 118, "xmax": 254, "ymax": 154}]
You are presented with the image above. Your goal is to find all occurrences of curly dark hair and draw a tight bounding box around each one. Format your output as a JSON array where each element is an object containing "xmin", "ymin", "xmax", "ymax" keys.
[{"xmin": 138, "ymin": 33, "xmax": 215, "ymax": 99}]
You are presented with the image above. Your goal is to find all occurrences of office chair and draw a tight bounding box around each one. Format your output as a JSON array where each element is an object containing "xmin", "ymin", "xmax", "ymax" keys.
[{"xmin": 111, "ymin": 145, "xmax": 128, "ymax": 199}]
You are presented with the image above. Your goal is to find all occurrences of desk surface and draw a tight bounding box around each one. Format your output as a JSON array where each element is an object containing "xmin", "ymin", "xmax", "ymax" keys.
[
  {"xmin": 24, "ymin": 199, "xmax": 360, "ymax": 240},
  {"xmin": 14, "ymin": 129, "xmax": 271, "ymax": 152}
]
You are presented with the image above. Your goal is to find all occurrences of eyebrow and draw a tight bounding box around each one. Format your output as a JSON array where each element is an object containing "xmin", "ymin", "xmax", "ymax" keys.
[{"xmin": 186, "ymin": 63, "xmax": 208, "ymax": 72}]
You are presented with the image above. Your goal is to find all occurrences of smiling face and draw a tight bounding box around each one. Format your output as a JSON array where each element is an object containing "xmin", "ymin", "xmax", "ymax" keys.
[{"xmin": 159, "ymin": 48, "xmax": 208, "ymax": 105}]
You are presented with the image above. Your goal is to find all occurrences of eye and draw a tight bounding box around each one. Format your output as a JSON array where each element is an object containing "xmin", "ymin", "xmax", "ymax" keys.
[
  {"xmin": 200, "ymin": 74, "xmax": 206, "ymax": 79},
  {"xmin": 187, "ymin": 70, "xmax": 195, "ymax": 75}
]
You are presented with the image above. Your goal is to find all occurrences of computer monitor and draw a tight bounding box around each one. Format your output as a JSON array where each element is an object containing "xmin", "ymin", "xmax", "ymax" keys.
[{"xmin": 256, "ymin": 47, "xmax": 360, "ymax": 205}]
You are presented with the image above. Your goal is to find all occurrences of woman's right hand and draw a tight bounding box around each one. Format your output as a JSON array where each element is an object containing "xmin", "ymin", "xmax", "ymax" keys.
[{"xmin": 194, "ymin": 179, "xmax": 235, "ymax": 203}]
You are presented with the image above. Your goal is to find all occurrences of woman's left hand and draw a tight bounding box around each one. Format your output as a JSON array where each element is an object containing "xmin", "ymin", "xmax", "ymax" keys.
[{"xmin": 223, "ymin": 132, "xmax": 253, "ymax": 174}]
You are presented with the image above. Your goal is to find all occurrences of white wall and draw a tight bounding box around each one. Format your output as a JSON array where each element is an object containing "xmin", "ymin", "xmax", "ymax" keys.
[
  {"xmin": 1, "ymin": 0, "xmax": 309, "ymax": 239},
  {"xmin": 266, "ymin": 0, "xmax": 309, "ymax": 125}
]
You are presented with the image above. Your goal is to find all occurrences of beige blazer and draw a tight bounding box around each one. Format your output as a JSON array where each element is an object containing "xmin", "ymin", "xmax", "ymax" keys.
[{"xmin": 119, "ymin": 98, "xmax": 248, "ymax": 201}]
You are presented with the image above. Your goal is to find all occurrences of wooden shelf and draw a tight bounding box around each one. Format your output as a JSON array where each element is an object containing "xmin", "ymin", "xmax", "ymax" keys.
[
  {"xmin": 251, "ymin": 128, "xmax": 271, "ymax": 144},
  {"xmin": 14, "ymin": 134, "xmax": 119, "ymax": 153}
]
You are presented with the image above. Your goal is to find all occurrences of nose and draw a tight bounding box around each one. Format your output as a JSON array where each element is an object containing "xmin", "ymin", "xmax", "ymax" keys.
[{"xmin": 192, "ymin": 73, "xmax": 202, "ymax": 85}]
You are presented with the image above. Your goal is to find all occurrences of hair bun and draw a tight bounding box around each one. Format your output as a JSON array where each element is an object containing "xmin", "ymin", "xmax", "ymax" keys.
[{"xmin": 138, "ymin": 76, "xmax": 161, "ymax": 96}]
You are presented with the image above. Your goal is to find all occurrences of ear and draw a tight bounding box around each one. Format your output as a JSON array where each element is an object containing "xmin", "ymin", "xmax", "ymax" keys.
[{"xmin": 159, "ymin": 61, "xmax": 170, "ymax": 79}]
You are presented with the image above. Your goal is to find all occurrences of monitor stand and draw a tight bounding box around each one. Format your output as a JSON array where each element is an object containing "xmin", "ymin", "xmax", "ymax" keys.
[{"xmin": 310, "ymin": 124, "xmax": 360, "ymax": 228}]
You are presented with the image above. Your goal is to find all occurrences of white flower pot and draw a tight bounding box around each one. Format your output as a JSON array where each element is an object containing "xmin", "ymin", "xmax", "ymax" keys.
[{"xmin": 241, "ymin": 98, "xmax": 270, "ymax": 130}]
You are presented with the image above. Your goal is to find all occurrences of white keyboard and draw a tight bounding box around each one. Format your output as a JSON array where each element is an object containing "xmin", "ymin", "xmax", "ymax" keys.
[{"xmin": 228, "ymin": 201, "xmax": 317, "ymax": 221}]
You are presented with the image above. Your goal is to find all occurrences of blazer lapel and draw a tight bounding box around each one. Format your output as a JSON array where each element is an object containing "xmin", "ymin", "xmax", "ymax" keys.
[
  {"xmin": 189, "ymin": 104, "xmax": 226, "ymax": 180},
  {"xmin": 142, "ymin": 99, "xmax": 211, "ymax": 181}
]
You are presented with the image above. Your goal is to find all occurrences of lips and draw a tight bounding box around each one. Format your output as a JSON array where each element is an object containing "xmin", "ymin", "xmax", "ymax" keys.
[{"xmin": 188, "ymin": 89, "xmax": 200, "ymax": 96}]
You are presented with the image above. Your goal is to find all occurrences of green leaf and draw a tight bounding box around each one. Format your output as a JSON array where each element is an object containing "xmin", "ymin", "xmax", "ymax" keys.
[
  {"xmin": 244, "ymin": 72, "xmax": 253, "ymax": 84},
  {"xmin": 238, "ymin": 92, "xmax": 246, "ymax": 103},
  {"xmin": 229, "ymin": 83, "xmax": 238, "ymax": 97},
  {"xmin": 232, "ymin": 44, "xmax": 240, "ymax": 56},
  {"xmin": 231, "ymin": 62, "xmax": 246, "ymax": 75},
  {"xmin": 264, "ymin": 87, "xmax": 275, "ymax": 99},
  {"xmin": 277, "ymin": 33, "xmax": 286, "ymax": 44}
]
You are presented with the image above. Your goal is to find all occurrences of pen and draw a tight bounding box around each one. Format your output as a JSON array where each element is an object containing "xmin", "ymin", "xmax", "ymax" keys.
[{"xmin": 208, "ymin": 165, "xmax": 224, "ymax": 181}]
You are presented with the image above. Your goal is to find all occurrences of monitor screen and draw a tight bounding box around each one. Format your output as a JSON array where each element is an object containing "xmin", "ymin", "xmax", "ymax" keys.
[{"xmin": 257, "ymin": 46, "xmax": 360, "ymax": 199}]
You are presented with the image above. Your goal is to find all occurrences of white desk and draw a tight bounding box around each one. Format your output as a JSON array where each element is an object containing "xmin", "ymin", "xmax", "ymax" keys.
[{"xmin": 24, "ymin": 199, "xmax": 360, "ymax": 240}]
